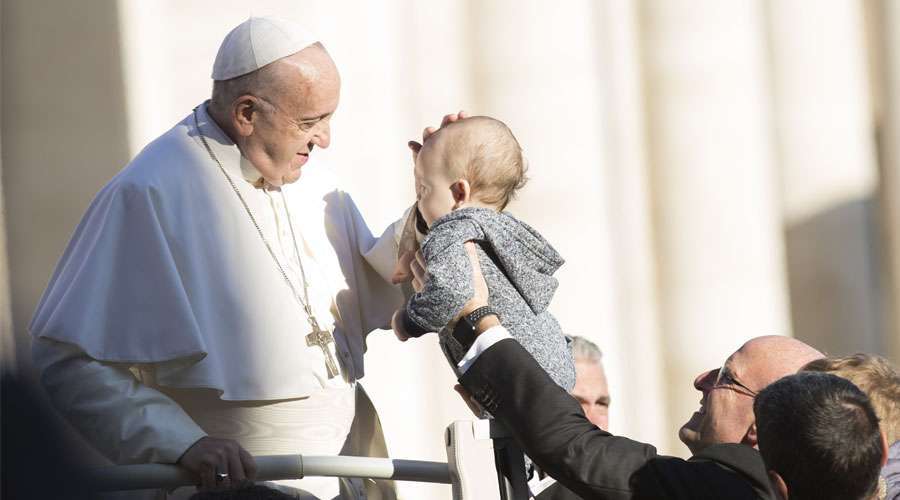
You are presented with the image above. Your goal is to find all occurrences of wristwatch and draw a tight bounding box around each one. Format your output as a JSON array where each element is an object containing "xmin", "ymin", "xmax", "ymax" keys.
[{"xmin": 452, "ymin": 306, "xmax": 499, "ymax": 351}]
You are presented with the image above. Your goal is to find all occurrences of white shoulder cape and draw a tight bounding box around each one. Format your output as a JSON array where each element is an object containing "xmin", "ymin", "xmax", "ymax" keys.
[{"xmin": 29, "ymin": 103, "xmax": 403, "ymax": 400}]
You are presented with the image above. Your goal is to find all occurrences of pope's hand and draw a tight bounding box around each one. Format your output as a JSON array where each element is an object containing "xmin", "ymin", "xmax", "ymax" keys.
[
  {"xmin": 391, "ymin": 250, "xmax": 427, "ymax": 292},
  {"xmin": 408, "ymin": 110, "xmax": 469, "ymax": 162},
  {"xmin": 178, "ymin": 436, "xmax": 257, "ymax": 491}
]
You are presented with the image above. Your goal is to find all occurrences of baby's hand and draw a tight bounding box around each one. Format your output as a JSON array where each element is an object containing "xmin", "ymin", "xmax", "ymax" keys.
[{"xmin": 391, "ymin": 309, "xmax": 410, "ymax": 342}]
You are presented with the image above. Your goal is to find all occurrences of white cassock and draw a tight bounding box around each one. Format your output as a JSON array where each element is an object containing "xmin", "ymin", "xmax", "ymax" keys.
[{"xmin": 30, "ymin": 101, "xmax": 406, "ymax": 499}]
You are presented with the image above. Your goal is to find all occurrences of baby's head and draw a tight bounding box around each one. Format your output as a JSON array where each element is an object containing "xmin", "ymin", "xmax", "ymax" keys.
[{"xmin": 415, "ymin": 116, "xmax": 527, "ymax": 226}]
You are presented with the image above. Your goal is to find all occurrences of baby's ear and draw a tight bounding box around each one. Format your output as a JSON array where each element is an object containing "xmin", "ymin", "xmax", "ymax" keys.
[{"xmin": 451, "ymin": 179, "xmax": 472, "ymax": 205}]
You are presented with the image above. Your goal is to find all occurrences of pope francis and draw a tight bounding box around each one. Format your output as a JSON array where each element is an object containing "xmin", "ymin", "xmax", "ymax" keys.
[{"xmin": 29, "ymin": 17, "xmax": 408, "ymax": 500}]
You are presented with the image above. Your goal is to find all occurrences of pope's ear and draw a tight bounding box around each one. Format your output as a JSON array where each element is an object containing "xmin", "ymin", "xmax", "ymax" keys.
[{"xmin": 232, "ymin": 95, "xmax": 261, "ymax": 136}]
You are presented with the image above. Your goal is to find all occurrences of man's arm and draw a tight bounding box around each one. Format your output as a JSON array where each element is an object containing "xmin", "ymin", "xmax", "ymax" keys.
[
  {"xmin": 33, "ymin": 337, "xmax": 205, "ymax": 465},
  {"xmin": 32, "ymin": 337, "xmax": 256, "ymax": 489},
  {"xmin": 448, "ymin": 242, "xmax": 654, "ymax": 498},
  {"xmin": 459, "ymin": 336, "xmax": 657, "ymax": 500}
]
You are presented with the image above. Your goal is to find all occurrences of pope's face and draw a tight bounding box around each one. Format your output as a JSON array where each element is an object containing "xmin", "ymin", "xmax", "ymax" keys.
[{"xmin": 243, "ymin": 48, "xmax": 340, "ymax": 187}]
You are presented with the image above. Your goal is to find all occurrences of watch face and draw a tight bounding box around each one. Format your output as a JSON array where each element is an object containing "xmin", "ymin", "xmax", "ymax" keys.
[{"xmin": 453, "ymin": 314, "xmax": 477, "ymax": 349}]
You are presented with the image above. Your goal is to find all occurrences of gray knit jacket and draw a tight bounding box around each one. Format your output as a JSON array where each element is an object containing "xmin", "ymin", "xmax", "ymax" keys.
[{"xmin": 400, "ymin": 207, "xmax": 575, "ymax": 391}]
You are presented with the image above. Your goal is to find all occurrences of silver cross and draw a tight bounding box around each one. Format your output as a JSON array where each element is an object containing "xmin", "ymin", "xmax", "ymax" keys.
[{"xmin": 306, "ymin": 327, "xmax": 340, "ymax": 379}]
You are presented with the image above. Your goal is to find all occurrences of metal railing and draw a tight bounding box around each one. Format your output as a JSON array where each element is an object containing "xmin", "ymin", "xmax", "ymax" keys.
[
  {"xmin": 85, "ymin": 420, "xmax": 530, "ymax": 500},
  {"xmin": 86, "ymin": 455, "xmax": 452, "ymax": 492}
]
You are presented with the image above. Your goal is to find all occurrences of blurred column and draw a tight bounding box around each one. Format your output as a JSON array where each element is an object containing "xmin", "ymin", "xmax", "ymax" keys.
[
  {"xmin": 875, "ymin": 0, "xmax": 900, "ymax": 363},
  {"xmin": 0, "ymin": 0, "xmax": 13, "ymax": 372},
  {"xmin": 464, "ymin": 0, "xmax": 626, "ymax": 441},
  {"xmin": 2, "ymin": 0, "xmax": 131, "ymax": 373},
  {"xmin": 766, "ymin": 0, "xmax": 883, "ymax": 356},
  {"xmin": 639, "ymin": 0, "xmax": 791, "ymax": 455},
  {"xmin": 594, "ymin": 0, "xmax": 668, "ymax": 451}
]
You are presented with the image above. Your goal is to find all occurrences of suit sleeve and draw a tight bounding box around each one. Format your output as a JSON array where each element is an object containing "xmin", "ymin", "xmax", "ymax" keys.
[
  {"xmin": 459, "ymin": 338, "xmax": 658, "ymax": 500},
  {"xmin": 32, "ymin": 337, "xmax": 207, "ymax": 465},
  {"xmin": 402, "ymin": 220, "xmax": 482, "ymax": 336}
]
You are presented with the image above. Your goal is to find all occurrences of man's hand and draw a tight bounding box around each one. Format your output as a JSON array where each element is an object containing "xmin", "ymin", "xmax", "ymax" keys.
[
  {"xmin": 178, "ymin": 436, "xmax": 257, "ymax": 491},
  {"xmin": 408, "ymin": 111, "xmax": 469, "ymax": 162}
]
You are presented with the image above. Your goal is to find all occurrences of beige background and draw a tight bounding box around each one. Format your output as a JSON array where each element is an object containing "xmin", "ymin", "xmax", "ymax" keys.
[{"xmin": 3, "ymin": 1, "xmax": 900, "ymax": 498}]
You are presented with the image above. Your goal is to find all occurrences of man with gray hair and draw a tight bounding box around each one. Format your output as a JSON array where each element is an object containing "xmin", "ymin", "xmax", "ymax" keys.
[
  {"xmin": 30, "ymin": 17, "xmax": 411, "ymax": 499},
  {"xmin": 569, "ymin": 336, "xmax": 611, "ymax": 431}
]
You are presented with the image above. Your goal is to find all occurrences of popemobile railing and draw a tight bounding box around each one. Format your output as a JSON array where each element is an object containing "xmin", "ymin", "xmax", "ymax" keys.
[{"xmin": 85, "ymin": 420, "xmax": 533, "ymax": 500}]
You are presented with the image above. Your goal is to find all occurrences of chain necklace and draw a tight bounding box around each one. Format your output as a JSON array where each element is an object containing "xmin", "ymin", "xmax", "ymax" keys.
[{"xmin": 192, "ymin": 108, "xmax": 328, "ymax": 338}]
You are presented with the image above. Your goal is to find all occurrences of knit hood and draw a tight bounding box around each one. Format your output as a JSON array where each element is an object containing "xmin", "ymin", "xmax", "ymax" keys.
[{"xmin": 429, "ymin": 207, "xmax": 564, "ymax": 314}]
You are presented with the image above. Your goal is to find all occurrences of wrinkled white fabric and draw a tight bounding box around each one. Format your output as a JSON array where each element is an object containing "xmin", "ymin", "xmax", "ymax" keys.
[
  {"xmin": 30, "ymin": 101, "xmax": 404, "ymax": 400},
  {"xmin": 32, "ymin": 337, "xmax": 207, "ymax": 465}
]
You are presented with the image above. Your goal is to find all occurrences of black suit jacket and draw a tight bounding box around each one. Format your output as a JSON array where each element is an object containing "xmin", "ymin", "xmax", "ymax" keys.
[
  {"xmin": 459, "ymin": 338, "xmax": 775, "ymax": 500},
  {"xmin": 536, "ymin": 479, "xmax": 588, "ymax": 500}
]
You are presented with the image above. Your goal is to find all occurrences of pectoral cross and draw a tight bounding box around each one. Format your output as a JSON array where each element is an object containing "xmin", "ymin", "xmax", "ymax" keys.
[{"xmin": 306, "ymin": 325, "xmax": 340, "ymax": 379}]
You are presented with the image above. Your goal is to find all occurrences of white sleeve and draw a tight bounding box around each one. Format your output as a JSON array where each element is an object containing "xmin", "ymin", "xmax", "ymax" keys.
[
  {"xmin": 32, "ymin": 337, "xmax": 207, "ymax": 464},
  {"xmin": 362, "ymin": 206, "xmax": 410, "ymax": 283},
  {"xmin": 456, "ymin": 325, "xmax": 513, "ymax": 374},
  {"xmin": 363, "ymin": 203, "xmax": 426, "ymax": 285}
]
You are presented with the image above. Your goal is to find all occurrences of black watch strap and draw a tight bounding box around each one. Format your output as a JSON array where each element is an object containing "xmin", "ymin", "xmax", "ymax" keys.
[{"xmin": 452, "ymin": 306, "xmax": 499, "ymax": 351}]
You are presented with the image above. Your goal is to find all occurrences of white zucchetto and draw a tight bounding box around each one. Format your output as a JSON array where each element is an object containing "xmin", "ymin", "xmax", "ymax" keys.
[{"xmin": 212, "ymin": 16, "xmax": 319, "ymax": 81}]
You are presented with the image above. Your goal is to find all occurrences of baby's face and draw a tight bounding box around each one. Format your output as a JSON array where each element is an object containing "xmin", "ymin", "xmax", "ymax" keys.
[{"xmin": 414, "ymin": 134, "xmax": 457, "ymax": 226}]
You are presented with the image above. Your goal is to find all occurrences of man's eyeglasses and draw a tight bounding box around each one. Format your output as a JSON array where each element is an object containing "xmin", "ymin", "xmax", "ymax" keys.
[
  {"xmin": 255, "ymin": 95, "xmax": 328, "ymax": 133},
  {"xmin": 710, "ymin": 366, "xmax": 758, "ymax": 398}
]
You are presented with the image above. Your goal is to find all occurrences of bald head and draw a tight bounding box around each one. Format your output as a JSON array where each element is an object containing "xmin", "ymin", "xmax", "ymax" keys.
[
  {"xmin": 734, "ymin": 336, "xmax": 824, "ymax": 390},
  {"xmin": 679, "ymin": 335, "xmax": 823, "ymax": 455}
]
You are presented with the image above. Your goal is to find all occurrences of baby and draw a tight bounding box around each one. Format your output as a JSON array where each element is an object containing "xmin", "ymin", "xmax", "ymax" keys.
[{"xmin": 392, "ymin": 116, "xmax": 575, "ymax": 393}]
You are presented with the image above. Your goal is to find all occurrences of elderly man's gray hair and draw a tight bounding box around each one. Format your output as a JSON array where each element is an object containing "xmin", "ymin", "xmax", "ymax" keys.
[{"xmin": 571, "ymin": 336, "xmax": 603, "ymax": 364}]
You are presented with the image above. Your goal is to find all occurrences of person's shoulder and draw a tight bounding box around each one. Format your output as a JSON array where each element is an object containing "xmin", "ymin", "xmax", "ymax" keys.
[
  {"xmin": 113, "ymin": 119, "xmax": 206, "ymax": 194},
  {"xmin": 116, "ymin": 121, "xmax": 195, "ymax": 184},
  {"xmin": 688, "ymin": 444, "xmax": 773, "ymax": 498},
  {"xmin": 630, "ymin": 447, "xmax": 771, "ymax": 500},
  {"xmin": 690, "ymin": 442, "xmax": 765, "ymax": 469}
]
